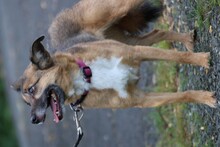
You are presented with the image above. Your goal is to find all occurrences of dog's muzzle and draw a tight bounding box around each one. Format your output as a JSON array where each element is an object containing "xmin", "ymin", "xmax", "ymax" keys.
[{"xmin": 30, "ymin": 84, "xmax": 65, "ymax": 124}]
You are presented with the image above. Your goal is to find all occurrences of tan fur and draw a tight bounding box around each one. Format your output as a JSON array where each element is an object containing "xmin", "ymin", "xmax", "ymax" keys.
[
  {"xmin": 53, "ymin": 40, "xmax": 214, "ymax": 108},
  {"xmin": 14, "ymin": 0, "xmax": 216, "ymax": 114}
]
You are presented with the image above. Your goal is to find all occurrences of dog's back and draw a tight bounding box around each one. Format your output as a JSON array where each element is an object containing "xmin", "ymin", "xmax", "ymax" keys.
[{"xmin": 48, "ymin": 0, "xmax": 162, "ymax": 51}]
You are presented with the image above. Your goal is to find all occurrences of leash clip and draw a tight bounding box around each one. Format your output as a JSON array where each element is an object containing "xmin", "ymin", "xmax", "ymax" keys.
[{"xmin": 70, "ymin": 105, "xmax": 84, "ymax": 147}]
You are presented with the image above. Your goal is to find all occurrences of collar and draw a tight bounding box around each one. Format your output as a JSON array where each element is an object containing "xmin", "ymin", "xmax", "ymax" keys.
[
  {"xmin": 76, "ymin": 59, "xmax": 92, "ymax": 83},
  {"xmin": 70, "ymin": 59, "xmax": 92, "ymax": 107}
]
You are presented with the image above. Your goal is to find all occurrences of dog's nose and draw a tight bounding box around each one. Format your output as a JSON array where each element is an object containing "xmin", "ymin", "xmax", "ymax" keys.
[
  {"xmin": 30, "ymin": 113, "xmax": 46, "ymax": 124},
  {"xmin": 31, "ymin": 114, "xmax": 39, "ymax": 124}
]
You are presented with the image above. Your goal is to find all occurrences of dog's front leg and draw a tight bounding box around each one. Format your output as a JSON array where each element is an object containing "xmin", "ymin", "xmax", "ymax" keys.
[
  {"xmin": 65, "ymin": 89, "xmax": 216, "ymax": 108},
  {"xmin": 132, "ymin": 90, "xmax": 216, "ymax": 108},
  {"xmin": 131, "ymin": 46, "xmax": 210, "ymax": 68},
  {"xmin": 72, "ymin": 40, "xmax": 210, "ymax": 68}
]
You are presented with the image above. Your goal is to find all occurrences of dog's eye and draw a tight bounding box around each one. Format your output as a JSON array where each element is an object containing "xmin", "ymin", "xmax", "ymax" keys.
[
  {"xmin": 24, "ymin": 100, "xmax": 31, "ymax": 106},
  {"xmin": 28, "ymin": 86, "xmax": 35, "ymax": 95}
]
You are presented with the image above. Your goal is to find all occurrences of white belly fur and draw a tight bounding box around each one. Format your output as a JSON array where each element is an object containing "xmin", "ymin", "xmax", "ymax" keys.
[{"xmin": 89, "ymin": 57, "xmax": 138, "ymax": 98}]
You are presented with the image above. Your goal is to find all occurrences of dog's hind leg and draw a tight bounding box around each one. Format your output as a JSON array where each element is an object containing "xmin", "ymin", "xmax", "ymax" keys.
[
  {"xmin": 106, "ymin": 28, "xmax": 194, "ymax": 51},
  {"xmin": 132, "ymin": 29, "xmax": 195, "ymax": 51}
]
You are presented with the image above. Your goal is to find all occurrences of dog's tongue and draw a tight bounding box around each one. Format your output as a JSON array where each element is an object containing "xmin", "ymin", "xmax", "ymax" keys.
[{"xmin": 50, "ymin": 93, "xmax": 61, "ymax": 123}]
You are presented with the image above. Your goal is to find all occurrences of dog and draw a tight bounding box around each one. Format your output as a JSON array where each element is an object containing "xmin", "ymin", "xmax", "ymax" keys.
[{"xmin": 12, "ymin": 0, "xmax": 216, "ymax": 124}]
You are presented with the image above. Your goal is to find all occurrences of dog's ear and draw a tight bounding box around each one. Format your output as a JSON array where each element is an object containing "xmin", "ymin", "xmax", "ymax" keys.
[
  {"xmin": 11, "ymin": 77, "xmax": 23, "ymax": 92},
  {"xmin": 30, "ymin": 36, "xmax": 54, "ymax": 70}
]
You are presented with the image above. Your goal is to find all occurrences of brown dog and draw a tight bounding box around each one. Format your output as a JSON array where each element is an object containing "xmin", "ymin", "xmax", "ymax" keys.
[{"xmin": 12, "ymin": 0, "xmax": 216, "ymax": 124}]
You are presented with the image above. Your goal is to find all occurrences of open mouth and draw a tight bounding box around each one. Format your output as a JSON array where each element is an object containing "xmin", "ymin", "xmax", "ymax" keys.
[
  {"xmin": 30, "ymin": 84, "xmax": 65, "ymax": 124},
  {"xmin": 49, "ymin": 90, "xmax": 63, "ymax": 123},
  {"xmin": 44, "ymin": 84, "xmax": 65, "ymax": 123}
]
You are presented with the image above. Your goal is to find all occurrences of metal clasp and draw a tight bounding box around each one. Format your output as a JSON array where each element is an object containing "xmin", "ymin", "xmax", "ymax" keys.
[{"xmin": 70, "ymin": 105, "xmax": 84, "ymax": 147}]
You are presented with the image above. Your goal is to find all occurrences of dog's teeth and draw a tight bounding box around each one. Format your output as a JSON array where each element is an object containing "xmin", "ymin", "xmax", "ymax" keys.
[
  {"xmin": 56, "ymin": 111, "xmax": 60, "ymax": 116},
  {"xmin": 51, "ymin": 94, "xmax": 56, "ymax": 100}
]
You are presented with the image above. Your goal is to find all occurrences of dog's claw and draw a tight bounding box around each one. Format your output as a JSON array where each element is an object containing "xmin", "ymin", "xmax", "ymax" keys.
[
  {"xmin": 205, "ymin": 92, "xmax": 217, "ymax": 108},
  {"xmin": 192, "ymin": 29, "xmax": 197, "ymax": 41}
]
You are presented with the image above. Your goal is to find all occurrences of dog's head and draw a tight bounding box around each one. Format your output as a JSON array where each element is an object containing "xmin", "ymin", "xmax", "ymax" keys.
[{"xmin": 12, "ymin": 36, "xmax": 68, "ymax": 124}]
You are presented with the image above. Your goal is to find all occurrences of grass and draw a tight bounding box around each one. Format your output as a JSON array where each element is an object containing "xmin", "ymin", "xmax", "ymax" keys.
[
  {"xmin": 150, "ymin": 16, "xmax": 193, "ymax": 146},
  {"xmin": 0, "ymin": 64, "xmax": 19, "ymax": 147},
  {"xmin": 183, "ymin": 106, "xmax": 214, "ymax": 147},
  {"xmin": 190, "ymin": 0, "xmax": 220, "ymax": 28},
  {"xmin": 151, "ymin": 40, "xmax": 190, "ymax": 147}
]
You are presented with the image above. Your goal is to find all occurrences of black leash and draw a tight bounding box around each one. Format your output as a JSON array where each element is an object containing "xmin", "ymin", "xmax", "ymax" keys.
[
  {"xmin": 70, "ymin": 91, "xmax": 88, "ymax": 107},
  {"xmin": 70, "ymin": 105, "xmax": 84, "ymax": 147},
  {"xmin": 69, "ymin": 59, "xmax": 92, "ymax": 147}
]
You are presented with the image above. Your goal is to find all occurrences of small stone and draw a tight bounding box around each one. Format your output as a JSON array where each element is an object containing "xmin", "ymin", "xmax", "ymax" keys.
[
  {"xmin": 200, "ymin": 126, "xmax": 205, "ymax": 130},
  {"xmin": 209, "ymin": 25, "xmax": 213, "ymax": 33},
  {"xmin": 212, "ymin": 136, "xmax": 215, "ymax": 140}
]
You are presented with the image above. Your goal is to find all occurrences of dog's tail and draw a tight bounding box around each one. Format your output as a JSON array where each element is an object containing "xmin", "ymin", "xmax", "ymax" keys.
[{"xmin": 114, "ymin": 2, "xmax": 163, "ymax": 34}]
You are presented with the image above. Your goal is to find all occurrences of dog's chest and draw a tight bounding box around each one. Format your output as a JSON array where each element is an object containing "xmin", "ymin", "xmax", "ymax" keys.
[
  {"xmin": 72, "ymin": 57, "xmax": 138, "ymax": 98},
  {"xmin": 88, "ymin": 57, "xmax": 138, "ymax": 98}
]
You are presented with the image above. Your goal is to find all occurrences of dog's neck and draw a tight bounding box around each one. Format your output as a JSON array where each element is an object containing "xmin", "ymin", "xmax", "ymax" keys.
[
  {"xmin": 70, "ymin": 69, "xmax": 90, "ymax": 96},
  {"xmin": 53, "ymin": 54, "xmax": 90, "ymax": 102}
]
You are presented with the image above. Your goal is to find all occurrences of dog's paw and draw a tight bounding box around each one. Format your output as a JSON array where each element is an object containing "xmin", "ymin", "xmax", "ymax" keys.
[
  {"xmin": 203, "ymin": 91, "xmax": 217, "ymax": 108},
  {"xmin": 196, "ymin": 52, "xmax": 210, "ymax": 69},
  {"xmin": 183, "ymin": 30, "xmax": 196, "ymax": 52},
  {"xmin": 191, "ymin": 91, "xmax": 216, "ymax": 108}
]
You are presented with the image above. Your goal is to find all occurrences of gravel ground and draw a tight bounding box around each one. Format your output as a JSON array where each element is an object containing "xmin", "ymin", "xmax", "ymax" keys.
[{"xmin": 165, "ymin": 0, "xmax": 220, "ymax": 146}]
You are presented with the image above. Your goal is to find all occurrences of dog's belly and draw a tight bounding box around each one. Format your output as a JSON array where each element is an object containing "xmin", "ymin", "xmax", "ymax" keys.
[{"xmin": 89, "ymin": 57, "xmax": 138, "ymax": 98}]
